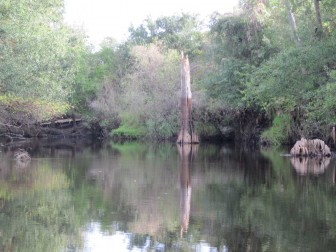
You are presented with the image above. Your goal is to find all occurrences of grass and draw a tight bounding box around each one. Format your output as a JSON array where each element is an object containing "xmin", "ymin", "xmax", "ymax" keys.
[{"xmin": 111, "ymin": 123, "xmax": 146, "ymax": 139}]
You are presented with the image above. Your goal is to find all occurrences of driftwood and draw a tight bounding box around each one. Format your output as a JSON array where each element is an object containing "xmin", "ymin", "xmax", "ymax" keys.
[
  {"xmin": 0, "ymin": 115, "xmax": 104, "ymax": 142},
  {"xmin": 290, "ymin": 138, "xmax": 331, "ymax": 157},
  {"xmin": 40, "ymin": 118, "xmax": 82, "ymax": 128}
]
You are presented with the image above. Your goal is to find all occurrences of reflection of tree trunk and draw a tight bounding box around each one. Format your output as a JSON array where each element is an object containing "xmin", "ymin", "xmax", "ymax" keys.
[
  {"xmin": 177, "ymin": 53, "xmax": 199, "ymax": 144},
  {"xmin": 178, "ymin": 144, "xmax": 197, "ymax": 237}
]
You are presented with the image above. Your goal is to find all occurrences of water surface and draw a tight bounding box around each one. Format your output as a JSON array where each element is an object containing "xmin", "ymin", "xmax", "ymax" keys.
[{"xmin": 0, "ymin": 140, "xmax": 336, "ymax": 252}]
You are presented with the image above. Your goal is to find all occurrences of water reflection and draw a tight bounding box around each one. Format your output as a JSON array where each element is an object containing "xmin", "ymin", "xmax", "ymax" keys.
[
  {"xmin": 0, "ymin": 151, "xmax": 81, "ymax": 252},
  {"xmin": 290, "ymin": 156, "xmax": 331, "ymax": 175},
  {"xmin": 177, "ymin": 144, "xmax": 196, "ymax": 237},
  {"xmin": 1, "ymin": 141, "xmax": 336, "ymax": 251}
]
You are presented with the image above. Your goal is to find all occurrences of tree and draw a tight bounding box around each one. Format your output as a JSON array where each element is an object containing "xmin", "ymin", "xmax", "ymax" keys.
[
  {"xmin": 0, "ymin": 0, "xmax": 87, "ymax": 104},
  {"xmin": 314, "ymin": 0, "xmax": 323, "ymax": 36},
  {"xmin": 128, "ymin": 14, "xmax": 205, "ymax": 58},
  {"xmin": 91, "ymin": 44, "xmax": 181, "ymax": 139},
  {"xmin": 72, "ymin": 38, "xmax": 121, "ymax": 109}
]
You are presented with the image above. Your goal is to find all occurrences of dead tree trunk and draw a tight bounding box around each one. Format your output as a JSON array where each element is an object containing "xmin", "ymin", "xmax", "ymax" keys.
[
  {"xmin": 314, "ymin": 0, "xmax": 323, "ymax": 36},
  {"xmin": 285, "ymin": 1, "xmax": 301, "ymax": 47},
  {"xmin": 177, "ymin": 53, "xmax": 199, "ymax": 144}
]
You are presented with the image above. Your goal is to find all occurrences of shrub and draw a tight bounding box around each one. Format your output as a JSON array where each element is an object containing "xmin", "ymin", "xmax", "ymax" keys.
[{"xmin": 260, "ymin": 114, "xmax": 291, "ymax": 146}]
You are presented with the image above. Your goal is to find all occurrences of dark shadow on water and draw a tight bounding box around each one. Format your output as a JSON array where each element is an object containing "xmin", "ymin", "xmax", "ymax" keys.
[{"xmin": 0, "ymin": 137, "xmax": 108, "ymax": 158}]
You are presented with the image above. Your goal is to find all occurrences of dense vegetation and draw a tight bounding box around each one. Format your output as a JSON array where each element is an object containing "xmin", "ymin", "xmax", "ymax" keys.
[{"xmin": 1, "ymin": 0, "xmax": 336, "ymax": 145}]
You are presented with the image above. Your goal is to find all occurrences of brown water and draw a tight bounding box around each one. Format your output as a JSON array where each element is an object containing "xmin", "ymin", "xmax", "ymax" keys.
[{"xmin": 0, "ymin": 140, "xmax": 336, "ymax": 252}]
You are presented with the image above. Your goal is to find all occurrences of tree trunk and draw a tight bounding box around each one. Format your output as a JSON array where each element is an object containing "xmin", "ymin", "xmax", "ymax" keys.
[
  {"xmin": 314, "ymin": 0, "xmax": 323, "ymax": 37},
  {"xmin": 177, "ymin": 53, "xmax": 199, "ymax": 144},
  {"xmin": 285, "ymin": 1, "xmax": 301, "ymax": 46}
]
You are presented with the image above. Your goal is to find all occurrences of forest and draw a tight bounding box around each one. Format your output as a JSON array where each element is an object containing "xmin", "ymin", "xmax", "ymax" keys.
[{"xmin": 1, "ymin": 0, "xmax": 336, "ymax": 146}]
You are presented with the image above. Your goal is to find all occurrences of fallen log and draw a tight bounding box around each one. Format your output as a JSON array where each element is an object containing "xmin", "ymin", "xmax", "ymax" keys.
[
  {"xmin": 290, "ymin": 138, "xmax": 331, "ymax": 157},
  {"xmin": 40, "ymin": 118, "xmax": 82, "ymax": 128}
]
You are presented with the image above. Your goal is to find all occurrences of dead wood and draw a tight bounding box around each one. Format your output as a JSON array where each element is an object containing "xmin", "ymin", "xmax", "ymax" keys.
[
  {"xmin": 0, "ymin": 115, "xmax": 104, "ymax": 141},
  {"xmin": 290, "ymin": 138, "xmax": 331, "ymax": 157},
  {"xmin": 177, "ymin": 53, "xmax": 199, "ymax": 144}
]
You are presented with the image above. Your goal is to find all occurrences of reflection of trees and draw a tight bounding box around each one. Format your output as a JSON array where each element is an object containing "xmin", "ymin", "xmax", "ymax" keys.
[
  {"xmin": 186, "ymin": 148, "xmax": 336, "ymax": 251},
  {"xmin": 6, "ymin": 142, "xmax": 335, "ymax": 252},
  {"xmin": 234, "ymin": 150, "xmax": 336, "ymax": 251},
  {"xmin": 1, "ymin": 137, "xmax": 104, "ymax": 159},
  {"xmin": 0, "ymin": 157, "xmax": 82, "ymax": 252},
  {"xmin": 78, "ymin": 144, "xmax": 336, "ymax": 251},
  {"xmin": 84, "ymin": 143, "xmax": 181, "ymax": 239}
]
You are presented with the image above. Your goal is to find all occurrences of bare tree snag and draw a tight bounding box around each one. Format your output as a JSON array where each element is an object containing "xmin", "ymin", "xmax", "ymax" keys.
[
  {"xmin": 314, "ymin": 0, "xmax": 323, "ymax": 36},
  {"xmin": 285, "ymin": 1, "xmax": 301, "ymax": 47},
  {"xmin": 177, "ymin": 52, "xmax": 199, "ymax": 144}
]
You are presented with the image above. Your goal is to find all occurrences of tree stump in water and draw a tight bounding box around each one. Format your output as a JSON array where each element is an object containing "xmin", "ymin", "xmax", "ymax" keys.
[
  {"xmin": 176, "ymin": 53, "xmax": 199, "ymax": 144},
  {"xmin": 290, "ymin": 138, "xmax": 331, "ymax": 157}
]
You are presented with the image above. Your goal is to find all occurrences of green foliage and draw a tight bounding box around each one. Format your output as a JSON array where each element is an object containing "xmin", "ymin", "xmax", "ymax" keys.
[
  {"xmin": 111, "ymin": 123, "xmax": 146, "ymax": 139},
  {"xmin": 1, "ymin": 0, "xmax": 335, "ymax": 142},
  {"xmin": 204, "ymin": 58, "xmax": 254, "ymax": 107},
  {"xmin": 72, "ymin": 39, "xmax": 121, "ymax": 110},
  {"xmin": 145, "ymin": 114, "xmax": 178, "ymax": 139},
  {"xmin": 244, "ymin": 37, "xmax": 336, "ymax": 123},
  {"xmin": 128, "ymin": 13, "xmax": 205, "ymax": 57},
  {"xmin": 209, "ymin": 11, "xmax": 277, "ymax": 66},
  {"xmin": 0, "ymin": 0, "xmax": 87, "ymax": 117},
  {"xmin": 261, "ymin": 114, "xmax": 292, "ymax": 145},
  {"xmin": 196, "ymin": 122, "xmax": 221, "ymax": 138},
  {"xmin": 0, "ymin": 94, "xmax": 70, "ymax": 123},
  {"xmin": 92, "ymin": 44, "xmax": 180, "ymax": 139}
]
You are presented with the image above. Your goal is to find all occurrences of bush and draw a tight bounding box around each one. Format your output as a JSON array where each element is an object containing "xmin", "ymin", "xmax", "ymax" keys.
[
  {"xmin": 111, "ymin": 124, "xmax": 146, "ymax": 139},
  {"xmin": 260, "ymin": 114, "xmax": 291, "ymax": 146},
  {"xmin": 0, "ymin": 95, "xmax": 70, "ymax": 124},
  {"xmin": 91, "ymin": 44, "xmax": 181, "ymax": 139}
]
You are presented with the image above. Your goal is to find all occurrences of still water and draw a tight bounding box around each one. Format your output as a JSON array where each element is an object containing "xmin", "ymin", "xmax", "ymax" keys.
[{"xmin": 1, "ymin": 140, "xmax": 336, "ymax": 252}]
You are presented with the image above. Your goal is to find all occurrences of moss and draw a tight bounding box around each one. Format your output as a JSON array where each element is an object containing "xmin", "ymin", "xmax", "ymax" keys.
[{"xmin": 261, "ymin": 114, "xmax": 291, "ymax": 146}]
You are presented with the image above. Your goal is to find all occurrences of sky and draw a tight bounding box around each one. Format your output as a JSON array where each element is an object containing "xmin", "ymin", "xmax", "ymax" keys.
[{"xmin": 63, "ymin": 0, "xmax": 239, "ymax": 48}]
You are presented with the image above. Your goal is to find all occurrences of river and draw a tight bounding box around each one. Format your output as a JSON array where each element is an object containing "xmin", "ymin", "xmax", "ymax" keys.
[{"xmin": 0, "ymin": 140, "xmax": 336, "ymax": 252}]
